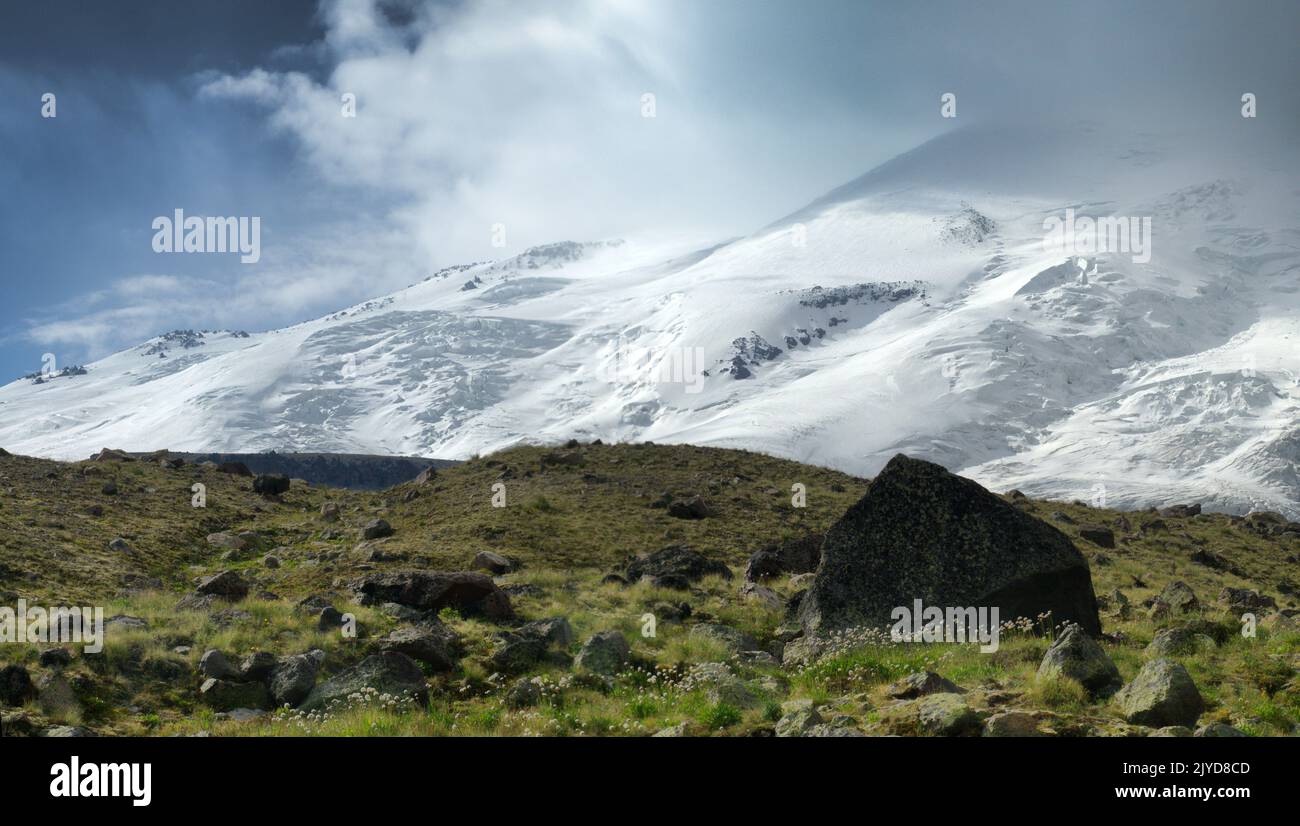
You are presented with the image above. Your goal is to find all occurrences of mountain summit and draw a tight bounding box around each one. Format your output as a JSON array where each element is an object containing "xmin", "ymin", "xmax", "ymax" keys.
[{"xmin": 3, "ymin": 123, "xmax": 1298, "ymax": 516}]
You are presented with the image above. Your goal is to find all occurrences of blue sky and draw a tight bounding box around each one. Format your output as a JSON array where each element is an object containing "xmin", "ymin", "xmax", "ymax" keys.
[{"xmin": 1, "ymin": 0, "xmax": 1297, "ymax": 382}]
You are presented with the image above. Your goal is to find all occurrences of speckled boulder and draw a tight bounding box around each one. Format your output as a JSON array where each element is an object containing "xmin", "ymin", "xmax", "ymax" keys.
[{"xmin": 799, "ymin": 455, "xmax": 1101, "ymax": 637}]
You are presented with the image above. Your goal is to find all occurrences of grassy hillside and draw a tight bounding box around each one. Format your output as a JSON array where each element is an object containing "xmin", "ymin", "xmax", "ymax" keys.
[{"xmin": 0, "ymin": 442, "xmax": 1296, "ymax": 737}]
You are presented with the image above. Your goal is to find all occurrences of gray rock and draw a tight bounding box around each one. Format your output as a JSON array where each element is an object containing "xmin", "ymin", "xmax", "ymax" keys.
[
  {"xmin": 206, "ymin": 531, "xmax": 248, "ymax": 551},
  {"xmin": 268, "ymin": 650, "xmax": 326, "ymax": 708},
  {"xmin": 983, "ymin": 710, "xmax": 1042, "ymax": 737},
  {"xmin": 1036, "ymin": 624, "xmax": 1121, "ymax": 697},
  {"xmin": 688, "ymin": 623, "xmax": 760, "ymax": 656},
  {"xmin": 1158, "ymin": 581, "xmax": 1200, "ymax": 614},
  {"xmin": 351, "ymin": 570, "xmax": 514, "ymax": 620},
  {"xmin": 798, "ymin": 455, "xmax": 1101, "ymax": 637},
  {"xmin": 1146, "ymin": 626, "xmax": 1216, "ymax": 658},
  {"xmin": 516, "ymin": 616, "xmax": 574, "ymax": 648},
  {"xmin": 199, "ymin": 649, "xmax": 240, "ymax": 681},
  {"xmin": 362, "ymin": 519, "xmax": 394, "ymax": 540},
  {"xmin": 108, "ymin": 537, "xmax": 131, "ymax": 553},
  {"xmin": 882, "ymin": 693, "xmax": 983, "ymax": 737},
  {"xmin": 489, "ymin": 637, "xmax": 547, "ymax": 675},
  {"xmin": 472, "ymin": 550, "xmax": 516, "ymax": 574},
  {"xmin": 196, "ymin": 570, "xmax": 249, "ymax": 600},
  {"xmin": 1149, "ymin": 726, "xmax": 1194, "ymax": 737},
  {"xmin": 1195, "ymin": 723, "xmax": 1247, "ymax": 737},
  {"xmin": 574, "ymin": 631, "xmax": 630, "ymax": 675},
  {"xmin": 625, "ymin": 545, "xmax": 732, "ymax": 584},
  {"xmin": 775, "ymin": 699, "xmax": 823, "ymax": 737},
  {"xmin": 36, "ymin": 674, "xmax": 81, "ymax": 718},
  {"xmin": 886, "ymin": 671, "xmax": 965, "ymax": 700},
  {"xmin": 1116, "ymin": 658, "xmax": 1205, "ymax": 729},
  {"xmin": 200, "ymin": 678, "xmax": 270, "ymax": 711},
  {"xmin": 377, "ymin": 625, "xmax": 460, "ymax": 672},
  {"xmin": 239, "ymin": 651, "xmax": 278, "ymax": 683},
  {"xmin": 299, "ymin": 652, "xmax": 427, "ymax": 712},
  {"xmin": 505, "ymin": 677, "xmax": 541, "ymax": 709}
]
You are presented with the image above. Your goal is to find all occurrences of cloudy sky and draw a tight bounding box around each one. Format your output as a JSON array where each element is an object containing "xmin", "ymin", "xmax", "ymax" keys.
[{"xmin": 2, "ymin": 0, "xmax": 1297, "ymax": 381}]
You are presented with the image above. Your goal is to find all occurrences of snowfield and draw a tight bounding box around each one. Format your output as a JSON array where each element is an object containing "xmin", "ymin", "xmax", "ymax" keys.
[{"xmin": 3, "ymin": 123, "xmax": 1298, "ymax": 516}]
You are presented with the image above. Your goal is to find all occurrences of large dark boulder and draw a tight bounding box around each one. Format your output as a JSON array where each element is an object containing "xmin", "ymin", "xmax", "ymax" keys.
[
  {"xmin": 798, "ymin": 454, "xmax": 1101, "ymax": 637},
  {"xmin": 351, "ymin": 571, "xmax": 515, "ymax": 620}
]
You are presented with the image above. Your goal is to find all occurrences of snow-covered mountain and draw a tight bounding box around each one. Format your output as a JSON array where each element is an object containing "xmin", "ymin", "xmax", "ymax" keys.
[{"xmin": 4, "ymin": 123, "xmax": 1299, "ymax": 517}]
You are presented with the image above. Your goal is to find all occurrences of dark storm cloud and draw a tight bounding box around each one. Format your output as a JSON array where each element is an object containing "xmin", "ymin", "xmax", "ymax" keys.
[{"xmin": 1, "ymin": 0, "xmax": 1296, "ymax": 381}]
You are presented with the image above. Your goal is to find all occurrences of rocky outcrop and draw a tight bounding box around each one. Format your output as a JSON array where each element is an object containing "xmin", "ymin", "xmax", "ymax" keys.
[{"xmin": 798, "ymin": 455, "xmax": 1101, "ymax": 637}]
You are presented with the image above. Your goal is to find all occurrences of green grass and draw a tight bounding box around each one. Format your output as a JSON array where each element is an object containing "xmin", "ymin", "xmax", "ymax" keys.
[{"xmin": 0, "ymin": 442, "xmax": 1297, "ymax": 737}]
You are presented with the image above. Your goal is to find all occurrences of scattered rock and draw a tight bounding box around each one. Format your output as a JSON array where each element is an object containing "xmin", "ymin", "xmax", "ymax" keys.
[
  {"xmin": 37, "ymin": 673, "xmax": 82, "ymax": 718},
  {"xmin": 505, "ymin": 676, "xmax": 540, "ymax": 709},
  {"xmin": 1158, "ymin": 581, "xmax": 1200, "ymax": 614},
  {"xmin": 625, "ymin": 545, "xmax": 732, "ymax": 584},
  {"xmin": 39, "ymin": 648, "xmax": 71, "ymax": 668},
  {"xmin": 206, "ymin": 532, "xmax": 248, "ymax": 551},
  {"xmin": 200, "ymin": 678, "xmax": 270, "ymax": 711},
  {"xmin": 239, "ymin": 652, "xmax": 278, "ymax": 683},
  {"xmin": 574, "ymin": 631, "xmax": 630, "ymax": 675},
  {"xmin": 351, "ymin": 571, "xmax": 514, "ymax": 620},
  {"xmin": 667, "ymin": 496, "xmax": 713, "ymax": 520},
  {"xmin": 1116, "ymin": 658, "xmax": 1205, "ymax": 729},
  {"xmin": 252, "ymin": 474, "xmax": 290, "ymax": 496},
  {"xmin": 1218, "ymin": 587, "xmax": 1275, "ymax": 614},
  {"xmin": 689, "ymin": 623, "xmax": 760, "ymax": 656},
  {"xmin": 881, "ymin": 693, "xmax": 983, "ymax": 737},
  {"xmin": 886, "ymin": 671, "xmax": 965, "ymax": 700},
  {"xmin": 1149, "ymin": 726, "xmax": 1193, "ymax": 737},
  {"xmin": 983, "ymin": 710, "xmax": 1042, "ymax": 737},
  {"xmin": 196, "ymin": 570, "xmax": 249, "ymax": 601},
  {"xmin": 739, "ymin": 582, "xmax": 782, "ymax": 610},
  {"xmin": 377, "ymin": 626, "xmax": 460, "ymax": 672},
  {"xmin": 362, "ymin": 519, "xmax": 394, "ymax": 540},
  {"xmin": 775, "ymin": 699, "xmax": 823, "ymax": 737},
  {"xmin": 1146, "ymin": 626, "xmax": 1216, "ymax": 658},
  {"xmin": 107, "ymin": 537, "xmax": 131, "ymax": 553},
  {"xmin": 0, "ymin": 664, "xmax": 36, "ymax": 706},
  {"xmin": 1036, "ymin": 624, "xmax": 1121, "ymax": 697},
  {"xmin": 472, "ymin": 550, "xmax": 516, "ymax": 575},
  {"xmin": 1078, "ymin": 525, "xmax": 1115, "ymax": 548},
  {"xmin": 489, "ymin": 637, "xmax": 547, "ymax": 675},
  {"xmin": 300, "ymin": 652, "xmax": 428, "ymax": 712},
  {"xmin": 199, "ymin": 649, "xmax": 240, "ymax": 680},
  {"xmin": 320, "ymin": 503, "xmax": 340, "ymax": 522},
  {"xmin": 1195, "ymin": 723, "xmax": 1247, "ymax": 737},
  {"xmin": 268, "ymin": 650, "xmax": 326, "ymax": 708}
]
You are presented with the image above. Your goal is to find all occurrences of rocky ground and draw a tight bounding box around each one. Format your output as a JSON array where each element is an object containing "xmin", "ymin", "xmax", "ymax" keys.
[{"xmin": 0, "ymin": 442, "xmax": 1296, "ymax": 737}]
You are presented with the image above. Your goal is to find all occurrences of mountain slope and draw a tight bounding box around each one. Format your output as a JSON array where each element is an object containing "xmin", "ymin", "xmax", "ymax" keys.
[{"xmin": 2, "ymin": 123, "xmax": 1298, "ymax": 516}]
